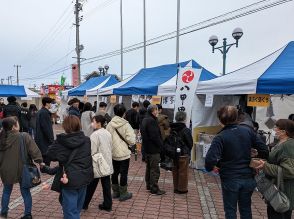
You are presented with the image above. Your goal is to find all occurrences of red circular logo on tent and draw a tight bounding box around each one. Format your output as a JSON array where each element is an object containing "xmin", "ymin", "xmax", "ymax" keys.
[{"xmin": 182, "ymin": 70, "xmax": 194, "ymax": 83}]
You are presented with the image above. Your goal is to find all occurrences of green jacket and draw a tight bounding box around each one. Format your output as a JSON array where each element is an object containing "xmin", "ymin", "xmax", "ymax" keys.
[
  {"xmin": 0, "ymin": 131, "xmax": 42, "ymax": 185},
  {"xmin": 264, "ymin": 138, "xmax": 294, "ymax": 210}
]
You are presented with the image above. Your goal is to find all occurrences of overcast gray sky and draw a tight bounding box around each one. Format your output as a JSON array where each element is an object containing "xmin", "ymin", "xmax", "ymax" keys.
[{"xmin": 1, "ymin": 0, "xmax": 294, "ymax": 87}]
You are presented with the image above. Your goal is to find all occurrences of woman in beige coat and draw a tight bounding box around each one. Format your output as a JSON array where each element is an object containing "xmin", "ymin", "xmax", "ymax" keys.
[
  {"xmin": 83, "ymin": 115, "xmax": 113, "ymax": 211},
  {"xmin": 106, "ymin": 104, "xmax": 136, "ymax": 201}
]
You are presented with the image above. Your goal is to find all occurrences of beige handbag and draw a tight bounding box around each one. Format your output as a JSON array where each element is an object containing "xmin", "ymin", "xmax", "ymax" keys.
[{"xmin": 92, "ymin": 148, "xmax": 110, "ymax": 178}]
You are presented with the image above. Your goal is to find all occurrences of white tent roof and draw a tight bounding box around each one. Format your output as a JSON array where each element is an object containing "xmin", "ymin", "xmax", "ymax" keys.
[{"xmin": 196, "ymin": 44, "xmax": 286, "ymax": 95}]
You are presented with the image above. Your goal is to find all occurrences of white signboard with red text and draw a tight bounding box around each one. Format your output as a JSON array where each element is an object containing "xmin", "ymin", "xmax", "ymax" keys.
[{"xmin": 174, "ymin": 67, "xmax": 202, "ymax": 127}]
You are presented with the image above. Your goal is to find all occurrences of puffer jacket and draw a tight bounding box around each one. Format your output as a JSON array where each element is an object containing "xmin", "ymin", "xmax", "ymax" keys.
[
  {"xmin": 0, "ymin": 131, "xmax": 42, "ymax": 184},
  {"xmin": 90, "ymin": 128, "xmax": 113, "ymax": 178},
  {"xmin": 106, "ymin": 116, "xmax": 136, "ymax": 161},
  {"xmin": 46, "ymin": 131, "xmax": 93, "ymax": 190},
  {"xmin": 263, "ymin": 138, "xmax": 294, "ymax": 210}
]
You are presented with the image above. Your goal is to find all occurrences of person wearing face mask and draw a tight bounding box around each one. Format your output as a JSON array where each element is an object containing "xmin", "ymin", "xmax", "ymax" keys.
[
  {"xmin": 83, "ymin": 115, "xmax": 113, "ymax": 211},
  {"xmin": 255, "ymin": 119, "xmax": 294, "ymax": 219},
  {"xmin": 81, "ymin": 102, "xmax": 95, "ymax": 137}
]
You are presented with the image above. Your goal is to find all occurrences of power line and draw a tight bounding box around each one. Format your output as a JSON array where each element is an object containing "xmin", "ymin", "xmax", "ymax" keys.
[
  {"xmin": 23, "ymin": 0, "xmax": 293, "ymax": 81},
  {"xmin": 20, "ymin": 2, "xmax": 73, "ymax": 63},
  {"xmin": 82, "ymin": 0, "xmax": 293, "ymax": 64}
]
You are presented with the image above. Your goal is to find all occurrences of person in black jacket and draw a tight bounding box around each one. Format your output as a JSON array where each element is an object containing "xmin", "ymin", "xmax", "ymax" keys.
[
  {"xmin": 141, "ymin": 104, "xmax": 165, "ymax": 195},
  {"xmin": 35, "ymin": 97, "xmax": 54, "ymax": 166},
  {"xmin": 205, "ymin": 106, "xmax": 268, "ymax": 219},
  {"xmin": 68, "ymin": 98, "xmax": 81, "ymax": 119},
  {"xmin": 139, "ymin": 100, "xmax": 150, "ymax": 162},
  {"xmin": 125, "ymin": 101, "xmax": 139, "ymax": 130},
  {"xmin": 46, "ymin": 115, "xmax": 93, "ymax": 219},
  {"xmin": 170, "ymin": 111, "xmax": 193, "ymax": 194},
  {"xmin": 20, "ymin": 102, "xmax": 30, "ymax": 132},
  {"xmin": 3, "ymin": 96, "xmax": 21, "ymax": 123}
]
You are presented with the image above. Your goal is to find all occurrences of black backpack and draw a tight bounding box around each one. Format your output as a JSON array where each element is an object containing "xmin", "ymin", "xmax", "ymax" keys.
[{"xmin": 163, "ymin": 130, "xmax": 186, "ymax": 159}]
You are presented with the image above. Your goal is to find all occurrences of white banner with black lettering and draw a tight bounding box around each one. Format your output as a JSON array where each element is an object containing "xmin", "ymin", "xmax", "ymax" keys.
[{"xmin": 174, "ymin": 67, "xmax": 202, "ymax": 127}]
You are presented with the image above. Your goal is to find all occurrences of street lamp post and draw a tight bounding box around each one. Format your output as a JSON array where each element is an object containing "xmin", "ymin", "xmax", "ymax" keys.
[
  {"xmin": 209, "ymin": 28, "xmax": 243, "ymax": 75},
  {"xmin": 98, "ymin": 65, "xmax": 109, "ymax": 76}
]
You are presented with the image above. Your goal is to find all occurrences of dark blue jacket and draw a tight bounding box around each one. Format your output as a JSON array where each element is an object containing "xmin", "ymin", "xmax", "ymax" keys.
[
  {"xmin": 68, "ymin": 106, "xmax": 81, "ymax": 118},
  {"xmin": 205, "ymin": 124, "xmax": 268, "ymax": 180}
]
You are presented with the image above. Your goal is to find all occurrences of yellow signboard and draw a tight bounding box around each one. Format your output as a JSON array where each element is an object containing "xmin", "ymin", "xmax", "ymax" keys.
[
  {"xmin": 151, "ymin": 96, "xmax": 161, "ymax": 105},
  {"xmin": 110, "ymin": 95, "xmax": 117, "ymax": 104},
  {"xmin": 247, "ymin": 94, "xmax": 270, "ymax": 107}
]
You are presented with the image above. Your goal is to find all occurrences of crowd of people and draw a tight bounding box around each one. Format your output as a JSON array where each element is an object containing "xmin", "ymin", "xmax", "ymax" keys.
[
  {"xmin": 0, "ymin": 96, "xmax": 294, "ymax": 219},
  {"xmin": 0, "ymin": 96, "xmax": 192, "ymax": 219}
]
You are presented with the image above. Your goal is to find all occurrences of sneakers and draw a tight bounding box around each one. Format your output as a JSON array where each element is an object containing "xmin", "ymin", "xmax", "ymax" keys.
[
  {"xmin": 21, "ymin": 214, "xmax": 32, "ymax": 219},
  {"xmin": 98, "ymin": 204, "xmax": 112, "ymax": 212},
  {"xmin": 150, "ymin": 189, "xmax": 166, "ymax": 195}
]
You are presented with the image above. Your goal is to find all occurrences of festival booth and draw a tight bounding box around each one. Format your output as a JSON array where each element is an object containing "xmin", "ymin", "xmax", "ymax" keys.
[
  {"xmin": 192, "ymin": 41, "xmax": 294, "ymax": 169},
  {"xmin": 97, "ymin": 60, "xmax": 216, "ymax": 96},
  {"xmin": 65, "ymin": 75, "xmax": 119, "ymax": 97}
]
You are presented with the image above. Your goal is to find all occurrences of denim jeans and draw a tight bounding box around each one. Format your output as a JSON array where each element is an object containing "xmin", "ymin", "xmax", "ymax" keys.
[
  {"xmin": 221, "ymin": 178, "xmax": 256, "ymax": 219},
  {"xmin": 61, "ymin": 186, "xmax": 87, "ymax": 219},
  {"xmin": 111, "ymin": 159, "xmax": 130, "ymax": 186},
  {"xmin": 1, "ymin": 184, "xmax": 32, "ymax": 216}
]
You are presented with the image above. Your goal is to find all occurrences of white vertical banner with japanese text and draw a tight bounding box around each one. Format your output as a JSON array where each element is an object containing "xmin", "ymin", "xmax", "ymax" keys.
[{"xmin": 174, "ymin": 67, "xmax": 202, "ymax": 127}]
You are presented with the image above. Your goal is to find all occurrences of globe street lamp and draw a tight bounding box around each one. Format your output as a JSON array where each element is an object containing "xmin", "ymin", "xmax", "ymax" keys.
[
  {"xmin": 209, "ymin": 28, "xmax": 243, "ymax": 75},
  {"xmin": 98, "ymin": 65, "xmax": 109, "ymax": 76}
]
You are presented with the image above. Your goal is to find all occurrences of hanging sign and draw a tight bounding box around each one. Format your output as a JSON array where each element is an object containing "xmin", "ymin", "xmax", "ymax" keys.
[
  {"xmin": 162, "ymin": 96, "xmax": 175, "ymax": 109},
  {"xmin": 132, "ymin": 95, "xmax": 140, "ymax": 103},
  {"xmin": 174, "ymin": 67, "xmax": 202, "ymax": 127},
  {"xmin": 118, "ymin": 96, "xmax": 123, "ymax": 103},
  {"xmin": 205, "ymin": 94, "xmax": 214, "ymax": 107},
  {"xmin": 151, "ymin": 96, "xmax": 161, "ymax": 105},
  {"xmin": 110, "ymin": 95, "xmax": 117, "ymax": 104},
  {"xmin": 247, "ymin": 94, "xmax": 270, "ymax": 107}
]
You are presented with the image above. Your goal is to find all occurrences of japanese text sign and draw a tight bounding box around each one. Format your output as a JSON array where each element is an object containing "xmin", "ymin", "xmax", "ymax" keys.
[{"xmin": 247, "ymin": 94, "xmax": 270, "ymax": 107}]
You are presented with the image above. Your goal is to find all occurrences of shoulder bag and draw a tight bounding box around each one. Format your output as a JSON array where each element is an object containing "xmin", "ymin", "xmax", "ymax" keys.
[
  {"xmin": 115, "ymin": 128, "xmax": 136, "ymax": 154},
  {"xmin": 92, "ymin": 142, "xmax": 111, "ymax": 178},
  {"xmin": 51, "ymin": 148, "xmax": 78, "ymax": 193},
  {"xmin": 255, "ymin": 167, "xmax": 290, "ymax": 213},
  {"xmin": 19, "ymin": 133, "xmax": 41, "ymax": 189}
]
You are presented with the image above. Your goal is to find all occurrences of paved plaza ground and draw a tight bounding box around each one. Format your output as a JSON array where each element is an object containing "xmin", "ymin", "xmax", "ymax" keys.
[{"xmin": 0, "ymin": 124, "xmax": 287, "ymax": 219}]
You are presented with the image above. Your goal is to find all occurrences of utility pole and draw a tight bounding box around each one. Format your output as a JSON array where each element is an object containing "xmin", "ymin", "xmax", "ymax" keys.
[
  {"xmin": 1, "ymin": 78, "xmax": 4, "ymax": 84},
  {"xmin": 120, "ymin": 0, "xmax": 124, "ymax": 80},
  {"xmin": 74, "ymin": 0, "xmax": 83, "ymax": 85},
  {"xmin": 176, "ymin": 0, "xmax": 181, "ymax": 64},
  {"xmin": 14, "ymin": 64, "xmax": 21, "ymax": 85},
  {"xmin": 9, "ymin": 76, "xmax": 13, "ymax": 85},
  {"xmin": 143, "ymin": 0, "xmax": 146, "ymax": 68},
  {"xmin": 7, "ymin": 77, "xmax": 10, "ymax": 85}
]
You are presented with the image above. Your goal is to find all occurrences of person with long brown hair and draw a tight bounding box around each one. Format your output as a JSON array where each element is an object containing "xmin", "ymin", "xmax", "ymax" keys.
[{"xmin": 0, "ymin": 117, "xmax": 43, "ymax": 219}]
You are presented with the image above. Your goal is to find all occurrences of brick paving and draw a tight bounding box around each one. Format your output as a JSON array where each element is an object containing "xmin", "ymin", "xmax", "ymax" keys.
[{"xmin": 0, "ymin": 124, "xmax": 290, "ymax": 219}]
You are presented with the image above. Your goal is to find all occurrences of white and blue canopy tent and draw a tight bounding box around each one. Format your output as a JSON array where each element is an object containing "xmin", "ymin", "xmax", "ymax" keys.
[
  {"xmin": 98, "ymin": 60, "xmax": 217, "ymax": 96},
  {"xmin": 192, "ymin": 41, "xmax": 294, "ymax": 135},
  {"xmin": 197, "ymin": 41, "xmax": 294, "ymax": 95},
  {"xmin": 0, "ymin": 85, "xmax": 26, "ymax": 97},
  {"xmin": 64, "ymin": 75, "xmax": 119, "ymax": 96}
]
